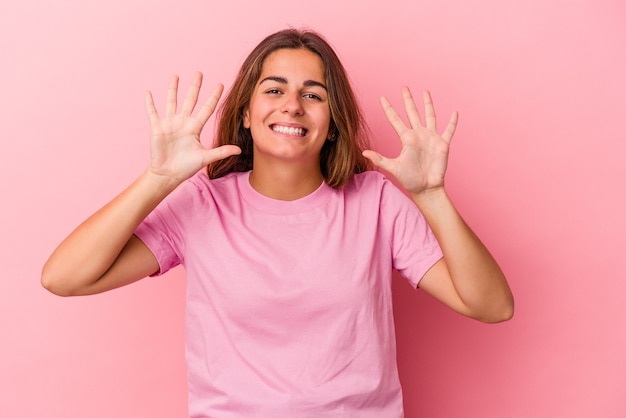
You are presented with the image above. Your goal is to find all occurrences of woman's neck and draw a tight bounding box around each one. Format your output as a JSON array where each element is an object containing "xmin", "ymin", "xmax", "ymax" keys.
[{"xmin": 248, "ymin": 162, "xmax": 324, "ymax": 201}]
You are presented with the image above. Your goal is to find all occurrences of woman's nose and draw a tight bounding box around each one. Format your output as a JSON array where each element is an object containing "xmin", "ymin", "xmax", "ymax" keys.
[{"xmin": 280, "ymin": 92, "xmax": 303, "ymax": 116}]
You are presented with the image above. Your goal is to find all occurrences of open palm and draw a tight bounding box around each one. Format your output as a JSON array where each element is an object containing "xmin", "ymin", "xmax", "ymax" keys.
[
  {"xmin": 145, "ymin": 72, "xmax": 241, "ymax": 183},
  {"xmin": 363, "ymin": 87, "xmax": 458, "ymax": 195}
]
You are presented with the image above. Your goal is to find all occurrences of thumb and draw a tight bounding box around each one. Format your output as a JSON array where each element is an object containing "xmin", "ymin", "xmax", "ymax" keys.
[
  {"xmin": 362, "ymin": 150, "xmax": 394, "ymax": 172},
  {"xmin": 200, "ymin": 145, "xmax": 242, "ymax": 166}
]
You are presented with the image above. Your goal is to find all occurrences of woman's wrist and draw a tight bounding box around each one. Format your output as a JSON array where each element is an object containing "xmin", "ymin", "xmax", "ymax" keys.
[
  {"xmin": 410, "ymin": 185, "xmax": 448, "ymax": 207},
  {"xmin": 142, "ymin": 168, "xmax": 186, "ymax": 196}
]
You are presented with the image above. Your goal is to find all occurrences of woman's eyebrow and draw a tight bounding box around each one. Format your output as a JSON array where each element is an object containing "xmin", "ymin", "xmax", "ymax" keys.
[
  {"xmin": 303, "ymin": 80, "xmax": 327, "ymax": 90},
  {"xmin": 259, "ymin": 76, "xmax": 327, "ymax": 90}
]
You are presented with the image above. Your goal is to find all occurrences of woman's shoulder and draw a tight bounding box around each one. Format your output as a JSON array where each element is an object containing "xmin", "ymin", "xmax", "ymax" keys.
[
  {"xmin": 162, "ymin": 171, "xmax": 243, "ymax": 210},
  {"xmin": 348, "ymin": 169, "xmax": 382, "ymax": 185},
  {"xmin": 345, "ymin": 170, "xmax": 414, "ymax": 208},
  {"xmin": 187, "ymin": 171, "xmax": 242, "ymax": 193},
  {"xmin": 345, "ymin": 170, "xmax": 394, "ymax": 194}
]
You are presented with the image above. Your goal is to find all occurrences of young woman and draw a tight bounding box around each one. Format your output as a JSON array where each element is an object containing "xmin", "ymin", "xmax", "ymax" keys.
[{"xmin": 42, "ymin": 29, "xmax": 513, "ymax": 417}]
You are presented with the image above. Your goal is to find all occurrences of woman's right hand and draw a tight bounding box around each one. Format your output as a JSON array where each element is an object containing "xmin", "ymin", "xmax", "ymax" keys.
[{"xmin": 145, "ymin": 72, "xmax": 241, "ymax": 184}]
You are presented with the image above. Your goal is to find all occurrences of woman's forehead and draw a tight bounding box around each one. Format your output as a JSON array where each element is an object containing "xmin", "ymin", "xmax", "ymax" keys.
[{"xmin": 258, "ymin": 48, "xmax": 326, "ymax": 85}]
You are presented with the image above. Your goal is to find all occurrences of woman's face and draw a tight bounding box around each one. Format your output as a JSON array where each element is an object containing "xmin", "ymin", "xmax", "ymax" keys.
[{"xmin": 243, "ymin": 48, "xmax": 331, "ymax": 170}]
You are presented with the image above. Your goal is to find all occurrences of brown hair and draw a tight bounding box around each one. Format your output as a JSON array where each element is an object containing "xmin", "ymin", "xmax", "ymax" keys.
[{"xmin": 207, "ymin": 28, "xmax": 371, "ymax": 189}]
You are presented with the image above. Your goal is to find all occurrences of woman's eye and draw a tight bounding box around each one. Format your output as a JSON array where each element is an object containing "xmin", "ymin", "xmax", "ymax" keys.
[
  {"xmin": 266, "ymin": 89, "xmax": 282, "ymax": 95},
  {"xmin": 303, "ymin": 93, "xmax": 322, "ymax": 101}
]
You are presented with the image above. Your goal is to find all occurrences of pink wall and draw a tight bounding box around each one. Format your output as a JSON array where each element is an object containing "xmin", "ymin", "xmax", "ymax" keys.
[{"xmin": 2, "ymin": 0, "xmax": 625, "ymax": 416}]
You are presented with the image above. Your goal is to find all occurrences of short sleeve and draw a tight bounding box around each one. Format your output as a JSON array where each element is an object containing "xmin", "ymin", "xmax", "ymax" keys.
[
  {"xmin": 380, "ymin": 178, "xmax": 443, "ymax": 287},
  {"xmin": 133, "ymin": 180, "xmax": 197, "ymax": 276}
]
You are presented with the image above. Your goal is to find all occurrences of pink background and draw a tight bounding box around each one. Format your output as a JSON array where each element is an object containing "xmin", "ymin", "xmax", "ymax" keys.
[{"xmin": 1, "ymin": 0, "xmax": 625, "ymax": 416}]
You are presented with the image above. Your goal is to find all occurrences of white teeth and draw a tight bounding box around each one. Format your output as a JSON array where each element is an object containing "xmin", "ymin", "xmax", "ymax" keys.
[{"xmin": 272, "ymin": 125, "xmax": 306, "ymax": 136}]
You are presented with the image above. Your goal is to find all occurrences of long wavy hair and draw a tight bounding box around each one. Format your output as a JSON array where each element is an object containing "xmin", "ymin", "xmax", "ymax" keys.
[{"xmin": 207, "ymin": 29, "xmax": 371, "ymax": 189}]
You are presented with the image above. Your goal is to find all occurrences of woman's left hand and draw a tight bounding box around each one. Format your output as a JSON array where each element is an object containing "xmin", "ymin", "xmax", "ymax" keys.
[{"xmin": 363, "ymin": 87, "xmax": 458, "ymax": 195}]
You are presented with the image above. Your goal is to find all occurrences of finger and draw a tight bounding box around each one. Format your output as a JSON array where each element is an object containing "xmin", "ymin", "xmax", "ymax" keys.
[
  {"xmin": 422, "ymin": 90, "xmax": 437, "ymax": 130},
  {"xmin": 165, "ymin": 75, "xmax": 179, "ymax": 117},
  {"xmin": 196, "ymin": 84, "xmax": 225, "ymax": 126},
  {"xmin": 380, "ymin": 96, "xmax": 409, "ymax": 138},
  {"xmin": 181, "ymin": 72, "xmax": 203, "ymax": 116},
  {"xmin": 362, "ymin": 150, "xmax": 394, "ymax": 173},
  {"xmin": 144, "ymin": 91, "xmax": 160, "ymax": 126},
  {"xmin": 200, "ymin": 144, "xmax": 242, "ymax": 166},
  {"xmin": 402, "ymin": 86, "xmax": 424, "ymax": 129},
  {"xmin": 441, "ymin": 111, "xmax": 459, "ymax": 144}
]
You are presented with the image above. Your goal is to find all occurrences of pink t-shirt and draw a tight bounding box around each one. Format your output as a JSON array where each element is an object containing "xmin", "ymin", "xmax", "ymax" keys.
[{"xmin": 135, "ymin": 170, "xmax": 442, "ymax": 417}]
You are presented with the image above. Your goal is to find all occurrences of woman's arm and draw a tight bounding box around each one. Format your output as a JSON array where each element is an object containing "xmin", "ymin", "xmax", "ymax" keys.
[
  {"xmin": 41, "ymin": 171, "xmax": 175, "ymax": 296},
  {"xmin": 363, "ymin": 87, "xmax": 513, "ymax": 323},
  {"xmin": 411, "ymin": 189, "xmax": 513, "ymax": 323},
  {"xmin": 41, "ymin": 73, "xmax": 241, "ymax": 296}
]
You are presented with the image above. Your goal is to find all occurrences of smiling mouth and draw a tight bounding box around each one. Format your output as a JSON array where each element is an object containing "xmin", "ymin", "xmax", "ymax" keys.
[{"xmin": 271, "ymin": 124, "xmax": 308, "ymax": 137}]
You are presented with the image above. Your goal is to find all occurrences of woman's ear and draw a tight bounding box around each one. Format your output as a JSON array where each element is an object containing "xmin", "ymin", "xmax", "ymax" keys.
[
  {"xmin": 243, "ymin": 107, "xmax": 250, "ymax": 129},
  {"xmin": 327, "ymin": 121, "xmax": 338, "ymax": 141}
]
